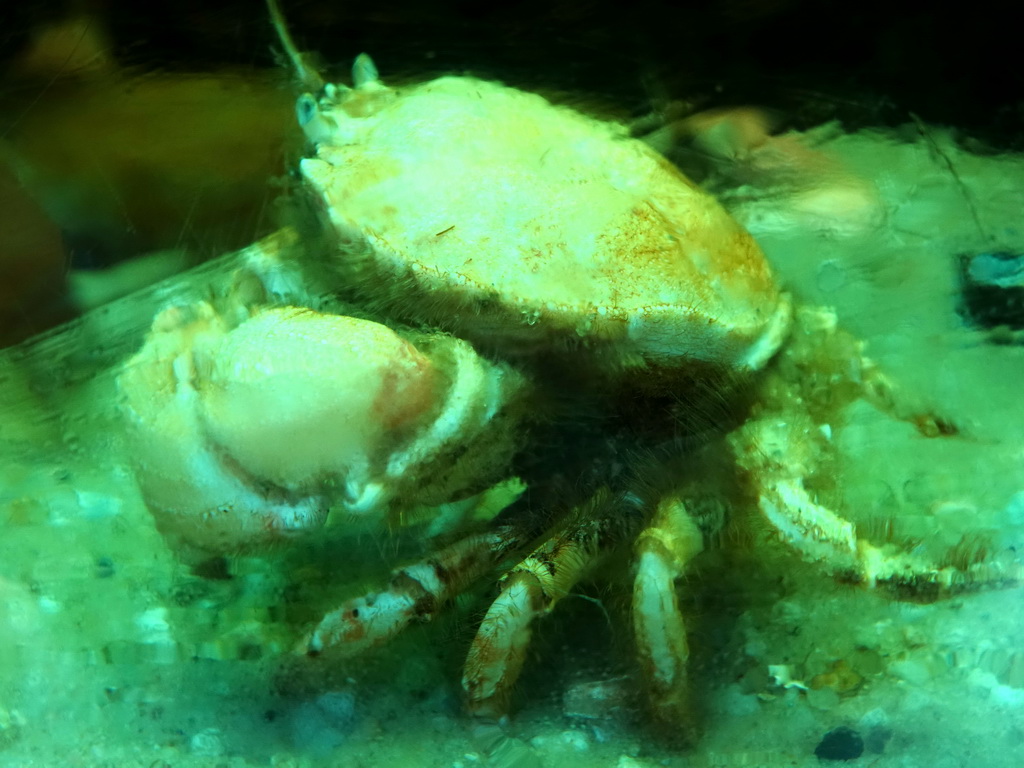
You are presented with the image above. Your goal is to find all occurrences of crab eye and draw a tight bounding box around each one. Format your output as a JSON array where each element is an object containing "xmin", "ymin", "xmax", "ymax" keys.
[
  {"xmin": 295, "ymin": 93, "xmax": 339, "ymax": 145},
  {"xmin": 296, "ymin": 93, "xmax": 318, "ymax": 127}
]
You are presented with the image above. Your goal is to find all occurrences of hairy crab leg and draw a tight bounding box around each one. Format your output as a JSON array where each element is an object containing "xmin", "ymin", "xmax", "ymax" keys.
[
  {"xmin": 632, "ymin": 497, "xmax": 704, "ymax": 736},
  {"xmin": 752, "ymin": 465, "xmax": 1024, "ymax": 593},
  {"xmin": 734, "ymin": 305, "xmax": 1023, "ymax": 596},
  {"xmin": 304, "ymin": 528, "xmax": 519, "ymax": 657},
  {"xmin": 462, "ymin": 491, "xmax": 645, "ymax": 719},
  {"xmin": 303, "ymin": 498, "xmax": 552, "ymax": 656}
]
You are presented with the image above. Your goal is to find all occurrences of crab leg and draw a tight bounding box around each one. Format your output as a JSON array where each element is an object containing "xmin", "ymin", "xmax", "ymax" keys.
[
  {"xmin": 760, "ymin": 471, "xmax": 1024, "ymax": 592},
  {"xmin": 462, "ymin": 491, "xmax": 643, "ymax": 719},
  {"xmin": 739, "ymin": 414, "xmax": 1023, "ymax": 594},
  {"xmin": 632, "ymin": 497, "xmax": 704, "ymax": 735},
  {"xmin": 461, "ymin": 528, "xmax": 598, "ymax": 719},
  {"xmin": 305, "ymin": 525, "xmax": 523, "ymax": 657},
  {"xmin": 303, "ymin": 491, "xmax": 555, "ymax": 657},
  {"xmin": 730, "ymin": 303, "xmax": 1024, "ymax": 594}
]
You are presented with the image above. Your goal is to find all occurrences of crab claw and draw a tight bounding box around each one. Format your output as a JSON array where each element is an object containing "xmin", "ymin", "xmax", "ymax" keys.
[{"xmin": 119, "ymin": 303, "xmax": 525, "ymax": 557}]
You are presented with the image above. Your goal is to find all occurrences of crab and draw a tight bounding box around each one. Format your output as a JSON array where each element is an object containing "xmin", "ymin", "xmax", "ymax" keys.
[{"xmin": 115, "ymin": 2, "xmax": 1022, "ymax": 743}]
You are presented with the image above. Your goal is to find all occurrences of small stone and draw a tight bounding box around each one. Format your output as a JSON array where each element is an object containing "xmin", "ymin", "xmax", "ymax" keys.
[
  {"xmin": 889, "ymin": 658, "xmax": 931, "ymax": 687},
  {"xmin": 809, "ymin": 659, "xmax": 863, "ymax": 694},
  {"xmin": 617, "ymin": 757, "xmax": 657, "ymax": 768},
  {"xmin": 816, "ymin": 260, "xmax": 848, "ymax": 294},
  {"xmin": 76, "ymin": 490, "xmax": 123, "ymax": 519},
  {"xmin": 270, "ymin": 754, "xmax": 311, "ymax": 768},
  {"xmin": 95, "ymin": 556, "xmax": 116, "ymax": 578},
  {"xmin": 558, "ymin": 729, "xmax": 590, "ymax": 751},
  {"xmin": 563, "ymin": 677, "xmax": 632, "ymax": 720},
  {"xmin": 190, "ymin": 727, "xmax": 225, "ymax": 757},
  {"xmin": 814, "ymin": 726, "xmax": 864, "ymax": 761}
]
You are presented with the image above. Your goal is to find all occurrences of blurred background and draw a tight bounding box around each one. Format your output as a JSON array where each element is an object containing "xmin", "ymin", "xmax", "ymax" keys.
[{"xmin": 2, "ymin": 0, "xmax": 1021, "ymax": 346}]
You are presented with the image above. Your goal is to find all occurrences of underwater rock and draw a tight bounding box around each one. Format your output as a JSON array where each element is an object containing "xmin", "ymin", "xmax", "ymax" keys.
[
  {"xmin": 471, "ymin": 722, "xmax": 542, "ymax": 768},
  {"xmin": 957, "ymin": 251, "xmax": 1024, "ymax": 329},
  {"xmin": 189, "ymin": 727, "xmax": 225, "ymax": 757},
  {"xmin": 814, "ymin": 726, "xmax": 865, "ymax": 761},
  {"xmin": 616, "ymin": 757, "xmax": 658, "ymax": 768},
  {"xmin": 94, "ymin": 556, "xmax": 116, "ymax": 579},
  {"xmin": 563, "ymin": 677, "xmax": 633, "ymax": 721},
  {"xmin": 529, "ymin": 729, "xmax": 591, "ymax": 752}
]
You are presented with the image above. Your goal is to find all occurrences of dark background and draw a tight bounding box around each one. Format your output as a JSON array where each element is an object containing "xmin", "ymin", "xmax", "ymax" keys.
[
  {"xmin": 5, "ymin": 0, "xmax": 1022, "ymax": 146},
  {"xmin": 0, "ymin": 0, "xmax": 1019, "ymax": 346}
]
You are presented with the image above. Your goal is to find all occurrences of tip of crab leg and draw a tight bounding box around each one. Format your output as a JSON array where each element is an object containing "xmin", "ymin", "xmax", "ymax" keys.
[
  {"xmin": 352, "ymin": 53, "xmax": 380, "ymax": 88},
  {"xmin": 632, "ymin": 500, "xmax": 704, "ymax": 741},
  {"xmin": 304, "ymin": 590, "xmax": 417, "ymax": 657},
  {"xmin": 463, "ymin": 572, "xmax": 541, "ymax": 718},
  {"xmin": 304, "ymin": 532, "xmax": 513, "ymax": 658}
]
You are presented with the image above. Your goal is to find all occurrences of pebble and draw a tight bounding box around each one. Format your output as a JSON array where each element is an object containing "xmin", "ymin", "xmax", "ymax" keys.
[
  {"xmin": 616, "ymin": 757, "xmax": 659, "ymax": 768},
  {"xmin": 563, "ymin": 677, "xmax": 632, "ymax": 721},
  {"xmin": 559, "ymin": 729, "xmax": 590, "ymax": 751},
  {"xmin": 816, "ymin": 260, "xmax": 848, "ymax": 294},
  {"xmin": 529, "ymin": 728, "xmax": 591, "ymax": 753},
  {"xmin": 95, "ymin": 556, "xmax": 116, "ymax": 578},
  {"xmin": 814, "ymin": 726, "xmax": 864, "ymax": 761},
  {"xmin": 957, "ymin": 251, "xmax": 1024, "ymax": 329},
  {"xmin": 189, "ymin": 727, "xmax": 225, "ymax": 757}
]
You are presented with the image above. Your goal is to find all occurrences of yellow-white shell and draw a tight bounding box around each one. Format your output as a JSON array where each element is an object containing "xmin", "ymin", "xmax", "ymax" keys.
[
  {"xmin": 193, "ymin": 307, "xmax": 439, "ymax": 490},
  {"xmin": 302, "ymin": 75, "xmax": 790, "ymax": 371}
]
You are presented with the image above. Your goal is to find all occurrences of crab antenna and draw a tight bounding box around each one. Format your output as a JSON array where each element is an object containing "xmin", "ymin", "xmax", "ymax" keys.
[{"xmin": 266, "ymin": 0, "xmax": 326, "ymax": 93}]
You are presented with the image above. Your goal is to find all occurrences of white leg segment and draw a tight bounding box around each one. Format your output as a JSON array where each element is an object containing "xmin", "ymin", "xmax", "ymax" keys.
[
  {"xmin": 632, "ymin": 498, "xmax": 704, "ymax": 731},
  {"xmin": 740, "ymin": 416, "xmax": 1024, "ymax": 593},
  {"xmin": 463, "ymin": 518, "xmax": 603, "ymax": 718},
  {"xmin": 305, "ymin": 531, "xmax": 510, "ymax": 656}
]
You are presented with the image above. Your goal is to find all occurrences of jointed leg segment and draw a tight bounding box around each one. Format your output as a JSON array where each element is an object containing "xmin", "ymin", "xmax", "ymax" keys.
[{"xmin": 462, "ymin": 491, "xmax": 633, "ymax": 718}]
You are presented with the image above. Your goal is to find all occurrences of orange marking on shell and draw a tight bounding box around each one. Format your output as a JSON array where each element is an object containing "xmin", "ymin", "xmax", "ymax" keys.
[{"xmin": 371, "ymin": 339, "xmax": 439, "ymax": 431}]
